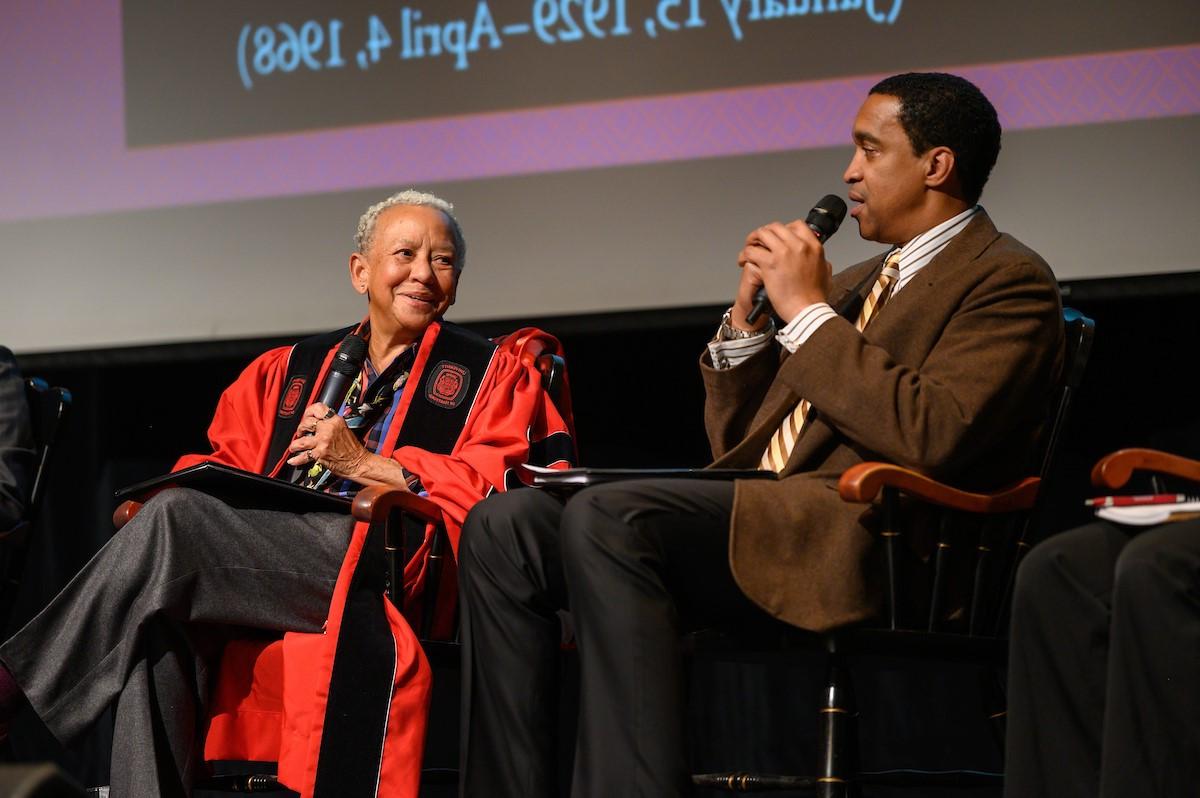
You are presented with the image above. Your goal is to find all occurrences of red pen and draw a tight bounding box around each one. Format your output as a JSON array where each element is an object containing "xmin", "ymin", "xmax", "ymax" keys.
[{"xmin": 1084, "ymin": 494, "xmax": 1196, "ymax": 508}]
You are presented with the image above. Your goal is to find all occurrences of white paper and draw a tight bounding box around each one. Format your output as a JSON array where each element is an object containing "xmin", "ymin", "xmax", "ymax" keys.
[{"xmin": 1096, "ymin": 501, "xmax": 1200, "ymax": 526}]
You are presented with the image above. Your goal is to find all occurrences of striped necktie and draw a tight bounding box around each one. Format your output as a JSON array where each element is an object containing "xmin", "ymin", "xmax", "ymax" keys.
[{"xmin": 759, "ymin": 251, "xmax": 902, "ymax": 472}]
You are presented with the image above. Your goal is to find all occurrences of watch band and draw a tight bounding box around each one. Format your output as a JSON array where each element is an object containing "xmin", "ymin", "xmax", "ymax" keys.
[{"xmin": 717, "ymin": 308, "xmax": 773, "ymax": 341}]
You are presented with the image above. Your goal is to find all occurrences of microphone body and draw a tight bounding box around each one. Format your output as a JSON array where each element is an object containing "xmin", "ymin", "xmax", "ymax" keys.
[
  {"xmin": 744, "ymin": 194, "xmax": 848, "ymax": 325},
  {"xmin": 290, "ymin": 333, "xmax": 367, "ymax": 483},
  {"xmin": 310, "ymin": 333, "xmax": 368, "ymax": 423}
]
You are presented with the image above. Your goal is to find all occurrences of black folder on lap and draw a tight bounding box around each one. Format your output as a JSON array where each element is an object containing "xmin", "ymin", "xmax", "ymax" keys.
[
  {"xmin": 527, "ymin": 466, "xmax": 777, "ymax": 494},
  {"xmin": 115, "ymin": 462, "xmax": 352, "ymax": 514}
]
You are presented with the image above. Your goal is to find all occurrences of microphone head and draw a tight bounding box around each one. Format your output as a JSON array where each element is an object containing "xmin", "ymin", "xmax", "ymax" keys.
[
  {"xmin": 805, "ymin": 195, "xmax": 848, "ymax": 242},
  {"xmin": 329, "ymin": 333, "xmax": 368, "ymax": 377}
]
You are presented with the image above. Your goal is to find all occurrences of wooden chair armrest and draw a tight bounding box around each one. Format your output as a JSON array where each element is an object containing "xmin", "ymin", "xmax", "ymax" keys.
[
  {"xmin": 838, "ymin": 462, "xmax": 1041, "ymax": 513},
  {"xmin": 113, "ymin": 500, "xmax": 144, "ymax": 530},
  {"xmin": 1091, "ymin": 448, "xmax": 1200, "ymax": 491},
  {"xmin": 352, "ymin": 485, "xmax": 444, "ymax": 526},
  {"xmin": 495, "ymin": 328, "xmax": 558, "ymax": 369},
  {"xmin": 516, "ymin": 337, "xmax": 551, "ymax": 369}
]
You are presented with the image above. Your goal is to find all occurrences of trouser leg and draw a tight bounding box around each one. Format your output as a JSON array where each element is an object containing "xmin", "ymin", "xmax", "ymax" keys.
[
  {"xmin": 108, "ymin": 620, "xmax": 223, "ymax": 798},
  {"xmin": 1099, "ymin": 520, "xmax": 1200, "ymax": 798},
  {"xmin": 560, "ymin": 479, "xmax": 757, "ymax": 798},
  {"xmin": 1003, "ymin": 521, "xmax": 1126, "ymax": 798},
  {"xmin": 459, "ymin": 488, "xmax": 569, "ymax": 798},
  {"xmin": 0, "ymin": 488, "xmax": 352, "ymax": 793}
]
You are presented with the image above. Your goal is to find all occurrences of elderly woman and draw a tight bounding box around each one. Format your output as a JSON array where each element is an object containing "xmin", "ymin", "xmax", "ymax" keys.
[{"xmin": 0, "ymin": 190, "xmax": 572, "ymax": 798}]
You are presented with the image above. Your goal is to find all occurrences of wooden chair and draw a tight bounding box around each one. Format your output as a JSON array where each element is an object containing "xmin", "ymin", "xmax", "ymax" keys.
[
  {"xmin": 0, "ymin": 378, "xmax": 72, "ymax": 628},
  {"xmin": 111, "ymin": 331, "xmax": 571, "ymax": 794},
  {"xmin": 414, "ymin": 329, "xmax": 572, "ymax": 642},
  {"xmin": 2, "ymin": 379, "xmax": 72, "ymax": 538},
  {"xmin": 691, "ymin": 308, "xmax": 1094, "ymax": 796}
]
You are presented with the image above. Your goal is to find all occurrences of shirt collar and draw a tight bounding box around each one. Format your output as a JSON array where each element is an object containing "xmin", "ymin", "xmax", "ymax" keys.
[
  {"xmin": 885, "ymin": 205, "xmax": 980, "ymax": 290},
  {"xmin": 894, "ymin": 205, "xmax": 978, "ymax": 265}
]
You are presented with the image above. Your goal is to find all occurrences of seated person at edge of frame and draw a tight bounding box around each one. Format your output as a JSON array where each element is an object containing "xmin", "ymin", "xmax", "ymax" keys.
[
  {"xmin": 0, "ymin": 345, "xmax": 35, "ymax": 534},
  {"xmin": 456, "ymin": 72, "xmax": 1065, "ymax": 798},
  {"xmin": 1006, "ymin": 514, "xmax": 1200, "ymax": 798},
  {"xmin": 0, "ymin": 190, "xmax": 574, "ymax": 798}
]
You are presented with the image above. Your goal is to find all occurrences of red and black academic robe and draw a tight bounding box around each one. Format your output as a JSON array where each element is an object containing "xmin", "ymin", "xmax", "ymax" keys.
[{"xmin": 171, "ymin": 320, "xmax": 573, "ymax": 798}]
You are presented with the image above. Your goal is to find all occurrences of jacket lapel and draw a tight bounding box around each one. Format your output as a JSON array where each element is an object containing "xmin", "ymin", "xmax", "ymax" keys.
[
  {"xmin": 833, "ymin": 262, "xmax": 886, "ymax": 322},
  {"xmin": 858, "ymin": 210, "xmax": 1001, "ymax": 347}
]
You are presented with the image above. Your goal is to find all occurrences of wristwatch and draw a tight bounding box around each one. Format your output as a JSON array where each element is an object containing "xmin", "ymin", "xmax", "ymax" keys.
[{"xmin": 717, "ymin": 308, "xmax": 773, "ymax": 341}]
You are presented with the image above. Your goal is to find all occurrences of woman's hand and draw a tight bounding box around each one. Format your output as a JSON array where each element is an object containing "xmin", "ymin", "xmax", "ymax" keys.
[
  {"xmin": 286, "ymin": 402, "xmax": 413, "ymax": 489},
  {"xmin": 286, "ymin": 402, "xmax": 369, "ymax": 479}
]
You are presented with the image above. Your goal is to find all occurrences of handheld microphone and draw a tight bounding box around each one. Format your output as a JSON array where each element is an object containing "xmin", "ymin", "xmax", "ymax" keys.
[
  {"xmin": 308, "ymin": 333, "xmax": 368, "ymax": 427},
  {"xmin": 291, "ymin": 333, "xmax": 367, "ymax": 484},
  {"xmin": 744, "ymin": 194, "xmax": 848, "ymax": 325}
]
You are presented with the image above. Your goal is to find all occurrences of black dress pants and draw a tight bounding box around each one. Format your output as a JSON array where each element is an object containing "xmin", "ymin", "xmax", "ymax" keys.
[
  {"xmin": 458, "ymin": 479, "xmax": 763, "ymax": 798},
  {"xmin": 1004, "ymin": 518, "xmax": 1200, "ymax": 798}
]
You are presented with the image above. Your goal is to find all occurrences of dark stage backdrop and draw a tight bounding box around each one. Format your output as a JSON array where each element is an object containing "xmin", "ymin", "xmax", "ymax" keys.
[{"xmin": 7, "ymin": 277, "xmax": 1200, "ymax": 791}]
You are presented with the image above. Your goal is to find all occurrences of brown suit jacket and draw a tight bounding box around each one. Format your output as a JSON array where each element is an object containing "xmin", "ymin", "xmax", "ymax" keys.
[{"xmin": 701, "ymin": 210, "xmax": 1064, "ymax": 631}]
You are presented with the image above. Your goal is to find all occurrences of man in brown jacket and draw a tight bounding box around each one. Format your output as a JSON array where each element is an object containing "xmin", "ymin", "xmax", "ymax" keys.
[{"xmin": 457, "ymin": 73, "xmax": 1064, "ymax": 798}]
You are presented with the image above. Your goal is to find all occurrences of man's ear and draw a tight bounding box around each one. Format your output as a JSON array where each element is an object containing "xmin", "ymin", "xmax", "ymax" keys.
[
  {"xmin": 924, "ymin": 146, "xmax": 956, "ymax": 190},
  {"xmin": 349, "ymin": 253, "xmax": 369, "ymax": 296}
]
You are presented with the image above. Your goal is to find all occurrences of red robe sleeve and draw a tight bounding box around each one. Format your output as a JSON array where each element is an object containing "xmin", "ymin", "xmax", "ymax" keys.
[{"xmin": 172, "ymin": 345, "xmax": 293, "ymax": 474}]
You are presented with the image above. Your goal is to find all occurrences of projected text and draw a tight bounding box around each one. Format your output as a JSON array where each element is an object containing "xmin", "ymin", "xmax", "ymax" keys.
[{"xmin": 236, "ymin": 0, "xmax": 902, "ymax": 88}]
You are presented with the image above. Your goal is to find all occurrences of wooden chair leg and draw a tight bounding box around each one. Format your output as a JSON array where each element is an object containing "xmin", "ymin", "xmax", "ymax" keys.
[
  {"xmin": 384, "ymin": 510, "xmax": 404, "ymax": 609},
  {"xmin": 982, "ymin": 667, "xmax": 1007, "ymax": 758},
  {"xmin": 817, "ymin": 651, "xmax": 858, "ymax": 798}
]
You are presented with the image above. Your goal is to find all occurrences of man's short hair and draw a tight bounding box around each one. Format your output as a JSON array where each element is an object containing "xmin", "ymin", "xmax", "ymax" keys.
[
  {"xmin": 354, "ymin": 189, "xmax": 467, "ymax": 270},
  {"xmin": 869, "ymin": 73, "xmax": 1001, "ymax": 205}
]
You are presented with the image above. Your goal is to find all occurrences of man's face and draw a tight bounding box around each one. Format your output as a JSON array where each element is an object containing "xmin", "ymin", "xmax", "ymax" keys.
[
  {"xmin": 843, "ymin": 93, "xmax": 931, "ymax": 246},
  {"xmin": 350, "ymin": 204, "xmax": 460, "ymax": 341}
]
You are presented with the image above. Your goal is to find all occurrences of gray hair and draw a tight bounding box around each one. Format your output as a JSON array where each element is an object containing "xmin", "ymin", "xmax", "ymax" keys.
[{"xmin": 354, "ymin": 189, "xmax": 467, "ymax": 270}]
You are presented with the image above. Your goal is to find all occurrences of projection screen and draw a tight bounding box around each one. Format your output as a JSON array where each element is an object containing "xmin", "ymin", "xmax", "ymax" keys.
[{"xmin": 1, "ymin": 0, "xmax": 1197, "ymax": 354}]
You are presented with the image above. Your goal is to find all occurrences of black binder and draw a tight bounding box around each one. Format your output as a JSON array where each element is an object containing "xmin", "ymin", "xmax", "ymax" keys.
[
  {"xmin": 115, "ymin": 462, "xmax": 352, "ymax": 514},
  {"xmin": 528, "ymin": 466, "xmax": 776, "ymax": 494}
]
